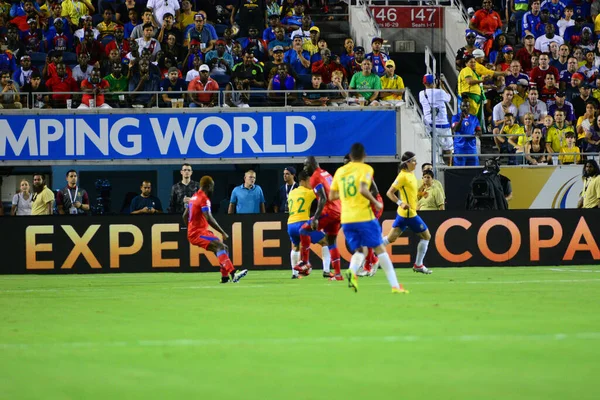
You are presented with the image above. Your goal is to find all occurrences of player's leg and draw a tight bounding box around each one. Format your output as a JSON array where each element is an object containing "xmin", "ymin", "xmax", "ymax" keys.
[
  {"xmin": 362, "ymin": 197, "xmax": 384, "ymax": 277},
  {"xmin": 298, "ymin": 220, "xmax": 315, "ymax": 267},
  {"xmin": 409, "ymin": 216, "xmax": 432, "ymax": 274},
  {"xmin": 326, "ymin": 234, "xmax": 342, "ymax": 280},
  {"xmin": 321, "ymin": 244, "xmax": 331, "ymax": 277},
  {"xmin": 341, "ymin": 222, "xmax": 363, "ymax": 292},
  {"xmin": 364, "ymin": 219, "xmax": 408, "ymax": 293},
  {"xmin": 288, "ymin": 222, "xmax": 302, "ymax": 279},
  {"xmin": 382, "ymin": 215, "xmax": 407, "ymax": 245},
  {"xmin": 207, "ymin": 240, "xmax": 248, "ymax": 283}
]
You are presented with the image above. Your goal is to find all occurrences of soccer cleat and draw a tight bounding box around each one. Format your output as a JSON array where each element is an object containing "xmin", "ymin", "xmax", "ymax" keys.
[
  {"xmin": 220, "ymin": 276, "xmax": 231, "ymax": 284},
  {"xmin": 329, "ymin": 274, "xmax": 344, "ymax": 281},
  {"xmin": 367, "ymin": 264, "xmax": 379, "ymax": 277},
  {"xmin": 232, "ymin": 269, "xmax": 248, "ymax": 283},
  {"xmin": 413, "ymin": 264, "xmax": 432, "ymax": 274},
  {"xmin": 344, "ymin": 269, "xmax": 358, "ymax": 292},
  {"xmin": 294, "ymin": 261, "xmax": 311, "ymax": 273},
  {"xmin": 323, "ymin": 271, "xmax": 334, "ymax": 278},
  {"xmin": 292, "ymin": 274, "xmax": 303, "ymax": 280},
  {"xmin": 356, "ymin": 266, "xmax": 368, "ymax": 277},
  {"xmin": 392, "ymin": 284, "xmax": 409, "ymax": 294}
]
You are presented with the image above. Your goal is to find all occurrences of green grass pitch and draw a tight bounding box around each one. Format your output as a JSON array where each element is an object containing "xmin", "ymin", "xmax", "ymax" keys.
[{"xmin": 1, "ymin": 266, "xmax": 599, "ymax": 399}]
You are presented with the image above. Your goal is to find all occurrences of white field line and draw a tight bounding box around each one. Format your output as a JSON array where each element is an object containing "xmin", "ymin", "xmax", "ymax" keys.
[
  {"xmin": 1, "ymin": 332, "xmax": 599, "ymax": 351},
  {"xmin": 547, "ymin": 268, "xmax": 600, "ymax": 273}
]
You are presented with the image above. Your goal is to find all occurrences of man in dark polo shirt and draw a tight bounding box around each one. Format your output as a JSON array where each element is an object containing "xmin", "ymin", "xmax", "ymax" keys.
[
  {"xmin": 232, "ymin": 48, "xmax": 265, "ymax": 89},
  {"xmin": 130, "ymin": 180, "xmax": 163, "ymax": 214}
]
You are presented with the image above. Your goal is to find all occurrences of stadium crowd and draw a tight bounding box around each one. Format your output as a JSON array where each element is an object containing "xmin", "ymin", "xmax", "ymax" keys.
[
  {"xmin": 455, "ymin": 0, "xmax": 600, "ymax": 165},
  {"xmin": 0, "ymin": 0, "xmax": 405, "ymax": 108}
]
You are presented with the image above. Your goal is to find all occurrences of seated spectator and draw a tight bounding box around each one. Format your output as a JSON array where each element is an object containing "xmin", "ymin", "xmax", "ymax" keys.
[
  {"xmin": 184, "ymin": 13, "xmax": 214, "ymax": 52},
  {"xmin": 185, "ymin": 54, "xmax": 201, "ymax": 81},
  {"xmin": 551, "ymin": 43, "xmax": 570, "ymax": 72},
  {"xmin": 148, "ymin": 0, "xmax": 180, "ymax": 28},
  {"xmin": 228, "ymin": 170, "xmax": 266, "ymax": 214},
  {"xmin": 104, "ymin": 25, "xmax": 130, "ymax": 60},
  {"xmin": 534, "ymin": 23, "xmax": 564, "ymax": 53},
  {"xmin": 158, "ymin": 55, "xmax": 181, "ymax": 78},
  {"xmin": 366, "ymin": 37, "xmax": 389, "ymax": 77},
  {"xmin": 125, "ymin": 38, "xmax": 140, "ymax": 63},
  {"xmin": 130, "ymin": 180, "xmax": 163, "ymax": 215},
  {"xmin": 128, "ymin": 58, "xmax": 159, "ymax": 107},
  {"xmin": 558, "ymin": 5, "xmax": 574, "ymax": 36},
  {"xmin": 12, "ymin": 54, "xmax": 37, "ymax": 87},
  {"xmin": 530, "ymin": 53, "xmax": 559, "ymax": 90},
  {"xmin": 348, "ymin": 59, "xmax": 381, "ymax": 106},
  {"xmin": 525, "ymin": 127, "xmax": 549, "ymax": 164},
  {"xmin": 130, "ymin": 9, "xmax": 157, "ymax": 40},
  {"xmin": 78, "ymin": 68, "xmax": 111, "ymax": 109},
  {"xmin": 74, "ymin": 16, "xmax": 100, "ymax": 43},
  {"xmin": 346, "ymin": 46, "xmax": 365, "ymax": 77},
  {"xmin": 157, "ymin": 13, "xmax": 182, "ymax": 45},
  {"xmin": 499, "ymin": 113, "xmax": 523, "ymax": 164},
  {"xmin": 205, "ymin": 39, "xmax": 234, "ymax": 72},
  {"xmin": 45, "ymin": 62, "xmax": 79, "ymax": 108},
  {"xmin": 541, "ymin": 113, "xmax": 554, "ymax": 138},
  {"xmin": 136, "ymin": 23, "xmax": 161, "ymax": 61},
  {"xmin": 224, "ymin": 78, "xmax": 250, "ymax": 108},
  {"xmin": 512, "ymin": 78, "xmax": 529, "ymax": 108},
  {"xmin": 558, "ymin": 132, "xmax": 581, "ymax": 164},
  {"xmin": 232, "ymin": 49, "xmax": 266, "ymax": 89},
  {"xmin": 62, "ymin": 0, "xmax": 95, "ymax": 29},
  {"xmin": 539, "ymin": 72, "xmax": 559, "ymax": 105},
  {"xmin": 340, "ymin": 37, "xmax": 355, "ymax": 69},
  {"xmin": 311, "ymin": 48, "xmax": 345, "ymax": 85},
  {"xmin": 582, "ymin": 114, "xmax": 600, "ymax": 155},
  {"xmin": 182, "ymin": 39, "xmax": 204, "ymax": 73},
  {"xmin": 123, "ymin": 8, "xmax": 139, "ymax": 39},
  {"xmin": 516, "ymin": 34, "xmax": 540, "ymax": 74},
  {"xmin": 21, "ymin": 70, "xmax": 50, "ymax": 108},
  {"xmin": 104, "ymin": 62, "xmax": 129, "ymax": 107},
  {"xmin": 263, "ymin": 14, "xmax": 280, "ymax": 43},
  {"xmin": 21, "ymin": 17, "xmax": 43, "ymax": 53},
  {"xmin": 116, "ymin": 0, "xmax": 145, "ymax": 25},
  {"xmin": 572, "ymin": 82, "xmax": 599, "ymax": 117},
  {"xmin": 101, "ymin": 48, "xmax": 126, "ymax": 77},
  {"xmin": 97, "ymin": 8, "xmax": 117, "ymax": 40},
  {"xmin": 546, "ymin": 109, "xmax": 575, "ymax": 161},
  {"xmin": 241, "ymin": 26, "xmax": 269, "ymax": 62},
  {"xmin": 378, "ymin": 60, "xmax": 404, "ymax": 106},
  {"xmin": 566, "ymin": 71, "xmax": 584, "ymax": 101},
  {"xmin": 177, "ymin": 0, "xmax": 196, "ymax": 31},
  {"xmin": 76, "ymin": 29, "xmax": 105, "ymax": 65},
  {"xmin": 284, "ymin": 37, "xmax": 310, "ymax": 77},
  {"xmin": 187, "ymin": 64, "xmax": 218, "ymax": 107},
  {"xmin": 578, "ymin": 50, "xmax": 599, "ymax": 83},
  {"xmin": 518, "ymin": 86, "xmax": 548, "ymax": 124},
  {"xmin": 231, "ymin": 41, "xmax": 243, "ymax": 65},
  {"xmin": 0, "ymin": 70, "xmax": 22, "ymax": 109},
  {"xmin": 263, "ymin": 45, "xmax": 296, "ymax": 82},
  {"xmin": 548, "ymin": 91, "xmax": 575, "ymax": 123},
  {"xmin": 574, "ymin": 27, "xmax": 595, "ymax": 51},
  {"xmin": 45, "ymin": 18, "xmax": 73, "ymax": 53},
  {"xmin": 9, "ymin": 1, "xmax": 37, "ymax": 34},
  {"xmin": 495, "ymin": 46, "xmax": 514, "ymax": 72},
  {"xmin": 160, "ymin": 66, "xmax": 186, "ymax": 107},
  {"xmin": 72, "ymin": 52, "xmax": 93, "ymax": 83},
  {"xmin": 268, "ymin": 63, "xmax": 296, "ymax": 105},
  {"xmin": 487, "ymin": 34, "xmax": 507, "ymax": 65},
  {"xmin": 162, "ymin": 32, "xmax": 185, "ymax": 67},
  {"xmin": 560, "ymin": 57, "xmax": 580, "ymax": 91},
  {"xmin": 506, "ymin": 60, "xmax": 529, "ymax": 88},
  {"xmin": 268, "ymin": 26, "xmax": 292, "ymax": 57},
  {"xmin": 576, "ymin": 101, "xmax": 597, "ymax": 145},
  {"xmin": 326, "ymin": 70, "xmax": 348, "ymax": 106}
]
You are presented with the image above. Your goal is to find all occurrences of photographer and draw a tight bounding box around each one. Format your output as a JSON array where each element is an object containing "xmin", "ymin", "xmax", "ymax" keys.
[
  {"xmin": 466, "ymin": 158, "xmax": 511, "ymax": 210},
  {"xmin": 130, "ymin": 180, "xmax": 163, "ymax": 215},
  {"xmin": 419, "ymin": 74, "xmax": 454, "ymax": 165},
  {"xmin": 0, "ymin": 70, "xmax": 22, "ymax": 109}
]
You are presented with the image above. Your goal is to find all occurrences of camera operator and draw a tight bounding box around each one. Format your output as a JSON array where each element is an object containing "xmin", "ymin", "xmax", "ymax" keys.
[
  {"xmin": 466, "ymin": 158, "xmax": 512, "ymax": 210},
  {"xmin": 419, "ymin": 74, "xmax": 454, "ymax": 165},
  {"xmin": 56, "ymin": 170, "xmax": 90, "ymax": 215}
]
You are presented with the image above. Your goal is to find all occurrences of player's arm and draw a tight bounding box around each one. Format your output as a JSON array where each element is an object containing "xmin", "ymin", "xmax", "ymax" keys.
[
  {"xmin": 360, "ymin": 182, "xmax": 382, "ymax": 210},
  {"xmin": 203, "ymin": 209, "xmax": 229, "ymax": 241},
  {"xmin": 370, "ymin": 179, "xmax": 380, "ymax": 197},
  {"xmin": 311, "ymin": 185, "xmax": 328, "ymax": 229},
  {"xmin": 386, "ymin": 180, "xmax": 409, "ymax": 210},
  {"xmin": 182, "ymin": 208, "xmax": 189, "ymax": 224}
]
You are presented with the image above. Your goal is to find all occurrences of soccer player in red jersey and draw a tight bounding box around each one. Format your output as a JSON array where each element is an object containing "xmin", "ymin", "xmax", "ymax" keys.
[
  {"xmin": 298, "ymin": 156, "xmax": 343, "ymax": 281},
  {"xmin": 183, "ymin": 176, "xmax": 248, "ymax": 284}
]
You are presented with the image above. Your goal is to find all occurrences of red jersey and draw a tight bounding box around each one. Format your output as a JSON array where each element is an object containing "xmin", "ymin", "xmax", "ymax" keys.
[
  {"xmin": 310, "ymin": 168, "xmax": 341, "ymax": 219},
  {"xmin": 187, "ymin": 189, "xmax": 211, "ymax": 239},
  {"xmin": 81, "ymin": 78, "xmax": 110, "ymax": 106},
  {"xmin": 470, "ymin": 10, "xmax": 502, "ymax": 35}
]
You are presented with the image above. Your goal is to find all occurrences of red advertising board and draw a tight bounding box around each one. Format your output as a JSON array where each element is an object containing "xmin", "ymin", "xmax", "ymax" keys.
[{"xmin": 370, "ymin": 6, "xmax": 444, "ymax": 29}]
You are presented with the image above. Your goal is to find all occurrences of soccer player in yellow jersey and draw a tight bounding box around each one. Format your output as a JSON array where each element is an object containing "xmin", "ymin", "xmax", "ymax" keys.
[
  {"xmin": 287, "ymin": 170, "xmax": 327, "ymax": 279},
  {"xmin": 383, "ymin": 151, "xmax": 433, "ymax": 274},
  {"xmin": 330, "ymin": 143, "xmax": 408, "ymax": 294}
]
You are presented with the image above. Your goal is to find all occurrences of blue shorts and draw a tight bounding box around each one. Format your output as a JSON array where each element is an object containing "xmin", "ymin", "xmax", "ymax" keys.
[
  {"xmin": 392, "ymin": 214, "xmax": 428, "ymax": 233},
  {"xmin": 342, "ymin": 219, "xmax": 383, "ymax": 252},
  {"xmin": 288, "ymin": 221, "xmax": 325, "ymax": 246}
]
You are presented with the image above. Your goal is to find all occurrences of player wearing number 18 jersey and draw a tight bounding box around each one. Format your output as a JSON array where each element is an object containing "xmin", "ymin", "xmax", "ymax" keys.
[
  {"xmin": 298, "ymin": 156, "xmax": 343, "ymax": 281},
  {"xmin": 330, "ymin": 143, "xmax": 408, "ymax": 294},
  {"xmin": 287, "ymin": 170, "xmax": 327, "ymax": 279},
  {"xmin": 184, "ymin": 176, "xmax": 248, "ymax": 284}
]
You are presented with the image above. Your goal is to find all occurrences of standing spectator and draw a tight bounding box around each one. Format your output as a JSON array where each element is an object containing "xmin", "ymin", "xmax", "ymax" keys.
[
  {"xmin": 30, "ymin": 173, "xmax": 54, "ymax": 216},
  {"xmin": 469, "ymin": 0, "xmax": 502, "ymax": 53},
  {"xmin": 379, "ymin": 60, "xmax": 404, "ymax": 106},
  {"xmin": 348, "ymin": 58, "xmax": 381, "ymax": 106},
  {"xmin": 302, "ymin": 26, "xmax": 319, "ymax": 56},
  {"xmin": 230, "ymin": 0, "xmax": 265, "ymax": 37},
  {"xmin": 167, "ymin": 163, "xmax": 199, "ymax": 214},
  {"xmin": 420, "ymin": 74, "xmax": 454, "ymax": 164},
  {"xmin": 228, "ymin": 170, "xmax": 266, "ymax": 214},
  {"xmin": 56, "ymin": 170, "xmax": 90, "ymax": 215},
  {"xmin": 61, "ymin": 0, "xmax": 95, "ymax": 28},
  {"xmin": 11, "ymin": 179, "xmax": 32, "ymax": 216},
  {"xmin": 147, "ymin": 0, "xmax": 180, "ymax": 27},
  {"xmin": 455, "ymin": 30, "xmax": 478, "ymax": 71},
  {"xmin": 130, "ymin": 180, "xmax": 163, "ymax": 214},
  {"xmin": 177, "ymin": 0, "xmax": 196, "ymax": 31},
  {"xmin": 129, "ymin": 58, "xmax": 159, "ymax": 107},
  {"xmin": 274, "ymin": 167, "xmax": 298, "ymax": 213},
  {"xmin": 187, "ymin": 64, "xmax": 218, "ymax": 107},
  {"xmin": 522, "ymin": 0, "xmax": 542, "ymax": 38},
  {"xmin": 452, "ymin": 99, "xmax": 481, "ymax": 166},
  {"xmin": 578, "ymin": 160, "xmax": 600, "ymax": 208},
  {"xmin": 0, "ymin": 70, "xmax": 22, "ymax": 109},
  {"xmin": 516, "ymin": 34, "xmax": 539, "ymax": 73},
  {"xmin": 78, "ymin": 68, "xmax": 111, "ymax": 109},
  {"xmin": 458, "ymin": 55, "xmax": 493, "ymax": 123},
  {"xmin": 124, "ymin": 8, "xmax": 139, "ymax": 39},
  {"xmin": 366, "ymin": 37, "xmax": 389, "ymax": 77}
]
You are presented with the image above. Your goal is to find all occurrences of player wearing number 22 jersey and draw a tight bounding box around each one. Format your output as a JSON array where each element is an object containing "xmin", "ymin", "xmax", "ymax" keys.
[
  {"xmin": 330, "ymin": 143, "xmax": 408, "ymax": 293},
  {"xmin": 184, "ymin": 176, "xmax": 248, "ymax": 284},
  {"xmin": 287, "ymin": 170, "xmax": 327, "ymax": 279},
  {"xmin": 298, "ymin": 156, "xmax": 344, "ymax": 281}
]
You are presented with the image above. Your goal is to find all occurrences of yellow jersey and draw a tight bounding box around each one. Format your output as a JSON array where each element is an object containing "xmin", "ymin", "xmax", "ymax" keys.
[
  {"xmin": 392, "ymin": 170, "xmax": 418, "ymax": 218},
  {"xmin": 330, "ymin": 161, "xmax": 375, "ymax": 224},
  {"xmin": 287, "ymin": 186, "xmax": 316, "ymax": 224},
  {"xmin": 558, "ymin": 145, "xmax": 581, "ymax": 164},
  {"xmin": 458, "ymin": 66, "xmax": 482, "ymax": 96},
  {"xmin": 546, "ymin": 124, "xmax": 575, "ymax": 153}
]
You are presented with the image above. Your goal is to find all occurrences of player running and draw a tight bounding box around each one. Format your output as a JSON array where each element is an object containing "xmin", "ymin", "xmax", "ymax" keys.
[
  {"xmin": 298, "ymin": 156, "xmax": 343, "ymax": 281},
  {"xmin": 330, "ymin": 143, "xmax": 408, "ymax": 294},
  {"xmin": 382, "ymin": 151, "xmax": 433, "ymax": 274},
  {"xmin": 287, "ymin": 170, "xmax": 329, "ymax": 279},
  {"xmin": 183, "ymin": 176, "xmax": 248, "ymax": 284}
]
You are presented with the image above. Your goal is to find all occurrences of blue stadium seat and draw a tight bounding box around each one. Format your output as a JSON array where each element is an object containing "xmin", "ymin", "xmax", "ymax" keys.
[
  {"xmin": 62, "ymin": 52, "xmax": 77, "ymax": 65},
  {"xmin": 29, "ymin": 52, "xmax": 47, "ymax": 69}
]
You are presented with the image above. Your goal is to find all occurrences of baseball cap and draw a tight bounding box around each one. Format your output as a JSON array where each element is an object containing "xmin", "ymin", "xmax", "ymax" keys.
[
  {"xmin": 355, "ymin": 46, "xmax": 365, "ymax": 53},
  {"xmin": 372, "ymin": 37, "xmax": 383, "ymax": 44},
  {"xmin": 20, "ymin": 55, "xmax": 31, "ymax": 61},
  {"xmin": 190, "ymin": 39, "xmax": 201, "ymax": 45},
  {"xmin": 168, "ymin": 66, "xmax": 179, "ymax": 74},
  {"xmin": 582, "ymin": 26, "xmax": 592, "ymax": 34},
  {"xmin": 465, "ymin": 29, "xmax": 477, "ymax": 37},
  {"xmin": 54, "ymin": 17, "xmax": 63, "ymax": 24},
  {"xmin": 199, "ymin": 64, "xmax": 210, "ymax": 72},
  {"xmin": 472, "ymin": 49, "xmax": 485, "ymax": 58},
  {"xmin": 310, "ymin": 26, "xmax": 320, "ymax": 33},
  {"xmin": 572, "ymin": 72, "xmax": 585, "ymax": 81},
  {"xmin": 517, "ymin": 78, "xmax": 529, "ymax": 86},
  {"xmin": 27, "ymin": 18, "xmax": 36, "ymax": 24},
  {"xmin": 581, "ymin": 82, "xmax": 591, "ymax": 88},
  {"xmin": 423, "ymin": 74, "xmax": 435, "ymax": 85},
  {"xmin": 163, "ymin": 12, "xmax": 174, "ymax": 19},
  {"xmin": 273, "ymin": 45, "xmax": 284, "ymax": 53},
  {"xmin": 524, "ymin": 34, "xmax": 535, "ymax": 39},
  {"xmin": 194, "ymin": 13, "xmax": 205, "ymax": 20},
  {"xmin": 385, "ymin": 60, "xmax": 395, "ymax": 68},
  {"xmin": 285, "ymin": 166, "xmax": 296, "ymax": 175},
  {"xmin": 215, "ymin": 39, "xmax": 226, "ymax": 45},
  {"xmin": 502, "ymin": 45, "xmax": 514, "ymax": 53},
  {"xmin": 555, "ymin": 90, "xmax": 566, "ymax": 97}
]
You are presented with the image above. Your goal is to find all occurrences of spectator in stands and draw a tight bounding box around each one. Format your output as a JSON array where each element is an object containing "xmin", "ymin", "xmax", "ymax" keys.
[
  {"xmin": 224, "ymin": 78, "xmax": 251, "ymax": 108},
  {"xmin": 302, "ymin": 72, "xmax": 328, "ymax": 106},
  {"xmin": 267, "ymin": 63, "xmax": 296, "ymax": 105},
  {"xmin": 575, "ymin": 27, "xmax": 595, "ymax": 51},
  {"xmin": 45, "ymin": 62, "xmax": 79, "ymax": 107},
  {"xmin": 493, "ymin": 88, "xmax": 518, "ymax": 133},
  {"xmin": 0, "ymin": 69, "xmax": 21, "ymax": 109},
  {"xmin": 12, "ymin": 54, "xmax": 35, "ymax": 87},
  {"xmin": 30, "ymin": 173, "xmax": 54, "ymax": 216},
  {"xmin": 136, "ymin": 23, "xmax": 161, "ymax": 61},
  {"xmin": 241, "ymin": 26, "xmax": 268, "ymax": 61},
  {"xmin": 61, "ymin": 0, "xmax": 95, "ymax": 29},
  {"xmin": 104, "ymin": 26, "xmax": 130, "ymax": 61},
  {"xmin": 124, "ymin": 9, "xmax": 139, "ymax": 39},
  {"xmin": 525, "ymin": 127, "xmax": 549, "ymax": 164},
  {"xmin": 129, "ymin": 58, "xmax": 159, "ymax": 107},
  {"xmin": 326, "ymin": 70, "xmax": 348, "ymax": 106},
  {"xmin": 188, "ymin": 64, "xmax": 218, "ymax": 107},
  {"xmin": 558, "ymin": 5, "xmax": 574, "ymax": 36},
  {"xmin": 72, "ymin": 52, "xmax": 93, "ymax": 83},
  {"xmin": 205, "ymin": 39, "xmax": 233, "ymax": 81},
  {"xmin": 268, "ymin": 26, "xmax": 292, "ymax": 57},
  {"xmin": 302, "ymin": 26, "xmax": 320, "ymax": 56},
  {"xmin": 572, "ymin": 82, "xmax": 599, "ymax": 117},
  {"xmin": 97, "ymin": 8, "xmax": 117, "ymax": 40},
  {"xmin": 104, "ymin": 62, "xmax": 128, "ymax": 107},
  {"xmin": 311, "ymin": 48, "xmax": 345, "ymax": 85},
  {"xmin": 163, "ymin": 32, "xmax": 184, "ymax": 66},
  {"xmin": 505, "ymin": 60, "xmax": 529, "ymax": 88},
  {"xmin": 564, "ymin": 16, "xmax": 586, "ymax": 45},
  {"xmin": 56, "ymin": 170, "xmax": 90, "ymax": 215},
  {"xmin": 11, "ymin": 179, "xmax": 32, "ymax": 216},
  {"xmin": 116, "ymin": 0, "xmax": 144, "ymax": 24},
  {"xmin": 522, "ymin": 0, "xmax": 542, "ymax": 38},
  {"xmin": 231, "ymin": 0, "xmax": 265, "ymax": 37},
  {"xmin": 518, "ymin": 86, "xmax": 547, "ymax": 123},
  {"xmin": 263, "ymin": 14, "xmax": 280, "ymax": 43},
  {"xmin": 559, "ymin": 57, "xmax": 579, "ymax": 90},
  {"xmin": 548, "ymin": 90, "xmax": 575, "ymax": 123},
  {"xmin": 22, "ymin": 70, "xmax": 50, "ymax": 108},
  {"xmin": 558, "ymin": 131, "xmax": 581, "ymax": 164},
  {"xmin": 452, "ymin": 99, "xmax": 481, "ymax": 166},
  {"xmin": 539, "ymin": 72, "xmax": 559, "ymax": 105},
  {"xmin": 228, "ymin": 170, "xmax": 266, "ymax": 214},
  {"xmin": 130, "ymin": 180, "xmax": 163, "ymax": 215},
  {"xmin": 22, "ymin": 17, "xmax": 42, "ymax": 53},
  {"xmin": 456, "ymin": 30, "xmax": 478, "ymax": 71},
  {"xmin": 346, "ymin": 45, "xmax": 365, "ymax": 77},
  {"xmin": 160, "ymin": 66, "xmax": 186, "ymax": 106},
  {"xmin": 147, "ymin": 0, "xmax": 179, "ymax": 27},
  {"xmin": 157, "ymin": 13, "xmax": 182, "ymax": 45},
  {"xmin": 185, "ymin": 13, "xmax": 214, "ymax": 52},
  {"xmin": 131, "ymin": 9, "xmax": 157, "ymax": 40},
  {"xmin": 0, "ymin": 36, "xmax": 17, "ymax": 76},
  {"xmin": 264, "ymin": 45, "xmax": 294, "ymax": 81},
  {"xmin": 366, "ymin": 37, "xmax": 389, "ymax": 77},
  {"xmin": 167, "ymin": 163, "xmax": 199, "ymax": 214},
  {"xmin": 578, "ymin": 50, "xmax": 599, "ymax": 82},
  {"xmin": 534, "ymin": 22, "xmax": 563, "ymax": 52},
  {"xmin": 576, "ymin": 101, "xmax": 596, "ymax": 146},
  {"xmin": 287, "ymin": 8, "xmax": 310, "ymax": 38},
  {"xmin": 232, "ymin": 48, "xmax": 265, "ymax": 89},
  {"xmin": 45, "ymin": 18, "xmax": 73, "ymax": 53},
  {"xmin": 185, "ymin": 54, "xmax": 201, "ymax": 81},
  {"xmin": 499, "ymin": 113, "xmax": 523, "ymax": 164},
  {"xmin": 516, "ymin": 34, "xmax": 539, "ymax": 73},
  {"xmin": 546, "ymin": 109, "xmax": 575, "ymax": 161},
  {"xmin": 273, "ymin": 167, "xmax": 298, "ymax": 213},
  {"xmin": 530, "ymin": 53, "xmax": 559, "ymax": 90},
  {"xmin": 177, "ymin": 0, "xmax": 195, "ymax": 30},
  {"xmin": 74, "ymin": 16, "xmax": 99, "ymax": 42},
  {"xmin": 378, "ymin": 60, "xmax": 404, "ymax": 106},
  {"xmin": 459, "ymin": 55, "xmax": 493, "ymax": 123},
  {"xmin": 551, "ymin": 44, "xmax": 570, "ymax": 72},
  {"xmin": 566, "ymin": 71, "xmax": 584, "ymax": 100},
  {"xmin": 582, "ymin": 114, "xmax": 600, "ymax": 155},
  {"xmin": 469, "ymin": 0, "xmax": 502, "ymax": 53},
  {"xmin": 77, "ymin": 29, "xmax": 105, "ymax": 66},
  {"xmin": 494, "ymin": 46, "xmax": 514, "ymax": 71},
  {"xmin": 340, "ymin": 37, "xmax": 355, "ymax": 68},
  {"xmin": 510, "ymin": 0, "xmax": 529, "ymax": 38},
  {"xmin": 348, "ymin": 58, "xmax": 380, "ymax": 106},
  {"xmin": 78, "ymin": 67, "xmax": 111, "ymax": 109},
  {"xmin": 487, "ymin": 33, "xmax": 507, "ymax": 65},
  {"xmin": 182, "ymin": 39, "xmax": 203, "ymax": 73}
]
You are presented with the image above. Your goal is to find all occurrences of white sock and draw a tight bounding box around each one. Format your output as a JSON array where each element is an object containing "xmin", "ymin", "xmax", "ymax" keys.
[
  {"xmin": 415, "ymin": 240, "xmax": 430, "ymax": 266},
  {"xmin": 382, "ymin": 236, "xmax": 390, "ymax": 246},
  {"xmin": 377, "ymin": 252, "xmax": 399, "ymax": 288},
  {"xmin": 291, "ymin": 250, "xmax": 300, "ymax": 275},
  {"xmin": 321, "ymin": 245, "xmax": 330, "ymax": 273},
  {"xmin": 349, "ymin": 252, "xmax": 366, "ymax": 274}
]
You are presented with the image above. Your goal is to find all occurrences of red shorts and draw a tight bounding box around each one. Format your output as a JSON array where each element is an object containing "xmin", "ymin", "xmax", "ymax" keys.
[
  {"xmin": 189, "ymin": 230, "xmax": 219, "ymax": 249},
  {"xmin": 372, "ymin": 194, "xmax": 384, "ymax": 220},
  {"xmin": 315, "ymin": 213, "xmax": 341, "ymax": 236}
]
